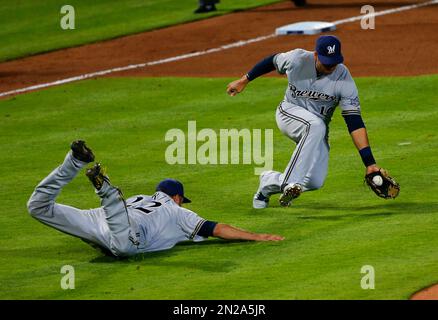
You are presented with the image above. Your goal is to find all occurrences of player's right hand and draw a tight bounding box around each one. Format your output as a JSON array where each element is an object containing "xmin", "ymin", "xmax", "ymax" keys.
[
  {"xmin": 226, "ymin": 76, "xmax": 249, "ymax": 96},
  {"xmin": 366, "ymin": 164, "xmax": 381, "ymax": 175},
  {"xmin": 256, "ymin": 234, "xmax": 285, "ymax": 241}
]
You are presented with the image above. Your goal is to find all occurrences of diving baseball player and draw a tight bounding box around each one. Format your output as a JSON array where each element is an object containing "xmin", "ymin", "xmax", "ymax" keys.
[
  {"xmin": 27, "ymin": 141, "xmax": 283, "ymax": 257},
  {"xmin": 227, "ymin": 35, "xmax": 387, "ymax": 209}
]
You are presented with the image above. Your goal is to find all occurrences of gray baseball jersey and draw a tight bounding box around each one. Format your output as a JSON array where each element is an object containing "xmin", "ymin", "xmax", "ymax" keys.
[
  {"xmin": 126, "ymin": 192, "xmax": 207, "ymax": 252},
  {"xmin": 274, "ymin": 49, "xmax": 361, "ymax": 124}
]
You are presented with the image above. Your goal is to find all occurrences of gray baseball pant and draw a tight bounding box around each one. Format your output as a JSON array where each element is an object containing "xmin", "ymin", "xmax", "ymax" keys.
[
  {"xmin": 259, "ymin": 102, "xmax": 329, "ymax": 196},
  {"xmin": 27, "ymin": 152, "xmax": 139, "ymax": 257}
]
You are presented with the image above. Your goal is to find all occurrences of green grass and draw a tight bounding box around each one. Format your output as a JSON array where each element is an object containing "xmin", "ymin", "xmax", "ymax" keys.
[
  {"xmin": 0, "ymin": 75, "xmax": 438, "ymax": 299},
  {"xmin": 0, "ymin": 0, "xmax": 281, "ymax": 62}
]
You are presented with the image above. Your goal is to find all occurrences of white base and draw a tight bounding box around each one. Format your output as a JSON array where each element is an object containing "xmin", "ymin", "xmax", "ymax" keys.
[{"xmin": 275, "ymin": 21, "xmax": 336, "ymax": 35}]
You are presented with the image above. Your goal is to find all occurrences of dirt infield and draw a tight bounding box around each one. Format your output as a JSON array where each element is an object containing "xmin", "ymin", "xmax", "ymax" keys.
[{"xmin": 0, "ymin": 0, "xmax": 437, "ymax": 97}]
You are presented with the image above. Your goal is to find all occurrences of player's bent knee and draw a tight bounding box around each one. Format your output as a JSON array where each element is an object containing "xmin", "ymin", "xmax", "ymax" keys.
[
  {"xmin": 311, "ymin": 181, "xmax": 324, "ymax": 190},
  {"xmin": 27, "ymin": 194, "xmax": 53, "ymax": 218},
  {"xmin": 27, "ymin": 196, "xmax": 43, "ymax": 217},
  {"xmin": 309, "ymin": 120, "xmax": 326, "ymax": 139},
  {"xmin": 307, "ymin": 178, "xmax": 325, "ymax": 191},
  {"xmin": 110, "ymin": 241, "xmax": 136, "ymax": 257}
]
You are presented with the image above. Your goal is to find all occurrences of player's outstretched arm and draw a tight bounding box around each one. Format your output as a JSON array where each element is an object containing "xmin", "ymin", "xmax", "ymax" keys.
[
  {"xmin": 349, "ymin": 127, "xmax": 380, "ymax": 175},
  {"xmin": 212, "ymin": 223, "xmax": 284, "ymax": 241},
  {"xmin": 226, "ymin": 54, "xmax": 277, "ymax": 96},
  {"xmin": 343, "ymin": 113, "xmax": 380, "ymax": 174}
]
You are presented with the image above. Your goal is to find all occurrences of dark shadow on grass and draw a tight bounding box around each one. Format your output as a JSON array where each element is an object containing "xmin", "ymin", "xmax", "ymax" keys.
[
  {"xmin": 298, "ymin": 211, "xmax": 394, "ymax": 221},
  {"xmin": 132, "ymin": 257, "xmax": 239, "ymax": 273},
  {"xmin": 90, "ymin": 241, "xmax": 246, "ymax": 273},
  {"xmin": 176, "ymin": 239, "xmax": 248, "ymax": 246},
  {"xmin": 0, "ymin": 241, "xmax": 100, "ymax": 259},
  {"xmin": 89, "ymin": 239, "xmax": 253, "ymax": 270},
  {"xmin": 295, "ymin": 201, "xmax": 438, "ymax": 221},
  {"xmin": 89, "ymin": 254, "xmax": 121, "ymax": 263}
]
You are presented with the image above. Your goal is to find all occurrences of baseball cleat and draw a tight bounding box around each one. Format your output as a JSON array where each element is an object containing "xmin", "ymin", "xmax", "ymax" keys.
[
  {"xmin": 253, "ymin": 192, "xmax": 269, "ymax": 209},
  {"xmin": 86, "ymin": 163, "xmax": 110, "ymax": 190},
  {"xmin": 71, "ymin": 140, "xmax": 95, "ymax": 163},
  {"xmin": 253, "ymin": 171, "xmax": 274, "ymax": 209},
  {"xmin": 279, "ymin": 183, "xmax": 302, "ymax": 207},
  {"xmin": 194, "ymin": 4, "xmax": 217, "ymax": 13}
]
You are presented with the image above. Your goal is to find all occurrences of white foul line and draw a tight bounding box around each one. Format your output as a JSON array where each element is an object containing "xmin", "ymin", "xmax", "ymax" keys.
[
  {"xmin": 0, "ymin": 33, "xmax": 276, "ymax": 98},
  {"xmin": 1, "ymin": 0, "xmax": 437, "ymax": 98}
]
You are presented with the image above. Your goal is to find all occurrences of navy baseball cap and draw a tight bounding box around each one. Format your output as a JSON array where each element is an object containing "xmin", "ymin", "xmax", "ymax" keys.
[
  {"xmin": 315, "ymin": 35, "xmax": 344, "ymax": 65},
  {"xmin": 156, "ymin": 178, "xmax": 191, "ymax": 203}
]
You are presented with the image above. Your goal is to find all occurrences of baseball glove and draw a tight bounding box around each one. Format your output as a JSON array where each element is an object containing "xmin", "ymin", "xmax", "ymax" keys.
[{"xmin": 365, "ymin": 169, "xmax": 400, "ymax": 199}]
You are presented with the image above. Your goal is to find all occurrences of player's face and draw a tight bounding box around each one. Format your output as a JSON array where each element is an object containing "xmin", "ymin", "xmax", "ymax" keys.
[
  {"xmin": 314, "ymin": 52, "xmax": 338, "ymax": 75},
  {"xmin": 320, "ymin": 62, "xmax": 337, "ymax": 74},
  {"xmin": 172, "ymin": 194, "xmax": 184, "ymax": 206}
]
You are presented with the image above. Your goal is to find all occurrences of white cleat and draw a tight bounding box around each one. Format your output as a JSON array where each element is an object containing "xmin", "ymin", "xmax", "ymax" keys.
[
  {"xmin": 253, "ymin": 192, "xmax": 269, "ymax": 209},
  {"xmin": 252, "ymin": 171, "xmax": 275, "ymax": 209},
  {"xmin": 279, "ymin": 183, "xmax": 302, "ymax": 207}
]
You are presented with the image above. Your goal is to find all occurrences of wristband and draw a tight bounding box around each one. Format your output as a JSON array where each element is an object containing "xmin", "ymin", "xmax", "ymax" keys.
[
  {"xmin": 359, "ymin": 146, "xmax": 376, "ymax": 167},
  {"xmin": 197, "ymin": 220, "xmax": 217, "ymax": 238}
]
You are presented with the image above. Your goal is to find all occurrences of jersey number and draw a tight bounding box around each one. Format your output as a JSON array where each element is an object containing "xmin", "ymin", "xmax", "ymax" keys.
[{"xmin": 128, "ymin": 197, "xmax": 162, "ymax": 215}]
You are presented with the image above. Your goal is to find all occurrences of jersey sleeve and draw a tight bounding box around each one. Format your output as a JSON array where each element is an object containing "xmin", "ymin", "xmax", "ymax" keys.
[
  {"xmin": 273, "ymin": 49, "xmax": 302, "ymax": 75},
  {"xmin": 338, "ymin": 68, "xmax": 361, "ymax": 116},
  {"xmin": 177, "ymin": 207, "xmax": 210, "ymax": 241}
]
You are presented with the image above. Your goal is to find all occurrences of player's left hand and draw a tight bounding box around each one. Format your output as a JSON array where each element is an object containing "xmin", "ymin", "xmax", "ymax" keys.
[
  {"xmin": 365, "ymin": 167, "xmax": 400, "ymax": 199},
  {"xmin": 256, "ymin": 234, "xmax": 285, "ymax": 241}
]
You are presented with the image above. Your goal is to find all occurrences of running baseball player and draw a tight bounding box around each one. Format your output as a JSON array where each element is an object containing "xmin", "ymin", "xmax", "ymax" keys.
[
  {"xmin": 227, "ymin": 35, "xmax": 397, "ymax": 209},
  {"xmin": 27, "ymin": 141, "xmax": 283, "ymax": 257}
]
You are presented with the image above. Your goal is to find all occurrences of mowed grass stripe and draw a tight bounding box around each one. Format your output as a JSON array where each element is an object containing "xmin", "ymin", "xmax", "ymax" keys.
[
  {"xmin": 0, "ymin": 75, "xmax": 437, "ymax": 299},
  {"xmin": 0, "ymin": 0, "xmax": 281, "ymax": 62}
]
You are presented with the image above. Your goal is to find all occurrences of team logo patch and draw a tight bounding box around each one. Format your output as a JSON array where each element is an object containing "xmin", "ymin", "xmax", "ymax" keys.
[
  {"xmin": 348, "ymin": 96, "xmax": 360, "ymax": 107},
  {"xmin": 327, "ymin": 45, "xmax": 336, "ymax": 55}
]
